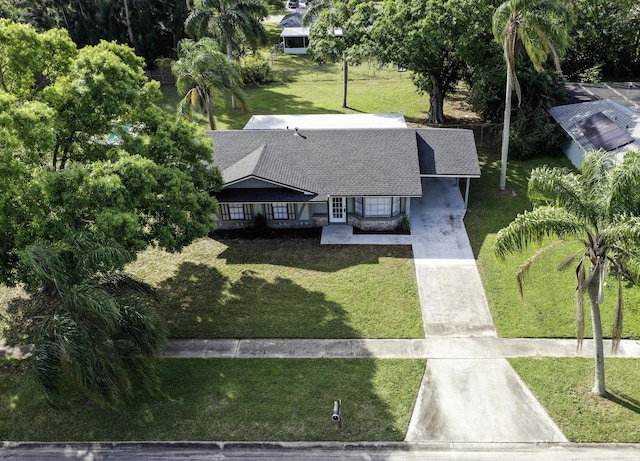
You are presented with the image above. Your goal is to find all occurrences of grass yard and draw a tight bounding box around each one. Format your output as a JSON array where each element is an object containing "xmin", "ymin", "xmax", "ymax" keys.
[
  {"xmin": 158, "ymin": 21, "xmax": 476, "ymax": 130},
  {"xmin": 464, "ymin": 151, "xmax": 640, "ymax": 339},
  {"xmin": 127, "ymin": 236, "xmax": 422, "ymax": 339},
  {"xmin": 0, "ymin": 358, "xmax": 425, "ymax": 441},
  {"xmin": 510, "ymin": 357, "xmax": 640, "ymax": 442}
]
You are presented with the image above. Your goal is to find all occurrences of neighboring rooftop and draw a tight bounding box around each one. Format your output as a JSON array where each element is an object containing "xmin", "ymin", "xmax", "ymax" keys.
[
  {"xmin": 277, "ymin": 10, "xmax": 303, "ymax": 28},
  {"xmin": 243, "ymin": 113, "xmax": 407, "ymax": 130},
  {"xmin": 548, "ymin": 99, "xmax": 640, "ymax": 158},
  {"xmin": 562, "ymin": 82, "xmax": 640, "ymax": 107}
]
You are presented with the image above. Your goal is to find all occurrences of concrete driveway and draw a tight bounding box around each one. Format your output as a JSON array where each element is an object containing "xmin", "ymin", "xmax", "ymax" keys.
[{"xmin": 406, "ymin": 177, "xmax": 567, "ymax": 443}]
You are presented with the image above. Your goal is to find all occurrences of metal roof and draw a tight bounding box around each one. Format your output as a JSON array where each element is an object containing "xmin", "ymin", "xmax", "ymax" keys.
[
  {"xmin": 244, "ymin": 113, "xmax": 407, "ymax": 130},
  {"xmin": 548, "ymin": 100, "xmax": 640, "ymax": 157}
]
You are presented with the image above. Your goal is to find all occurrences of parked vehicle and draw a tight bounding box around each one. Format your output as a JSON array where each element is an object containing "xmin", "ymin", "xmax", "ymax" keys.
[{"xmin": 288, "ymin": 0, "xmax": 298, "ymax": 7}]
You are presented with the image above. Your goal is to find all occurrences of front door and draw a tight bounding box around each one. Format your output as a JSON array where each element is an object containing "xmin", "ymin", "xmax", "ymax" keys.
[{"xmin": 329, "ymin": 196, "xmax": 347, "ymax": 223}]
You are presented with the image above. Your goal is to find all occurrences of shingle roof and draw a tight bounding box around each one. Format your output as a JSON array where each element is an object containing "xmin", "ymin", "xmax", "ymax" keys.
[
  {"xmin": 206, "ymin": 128, "xmax": 479, "ymax": 200},
  {"xmin": 548, "ymin": 100, "xmax": 640, "ymax": 157},
  {"xmin": 416, "ymin": 129, "xmax": 481, "ymax": 177}
]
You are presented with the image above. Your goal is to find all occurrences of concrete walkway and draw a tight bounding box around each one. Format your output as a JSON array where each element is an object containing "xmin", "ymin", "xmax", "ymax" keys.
[
  {"xmin": 158, "ymin": 338, "xmax": 640, "ymax": 359},
  {"xmin": 405, "ymin": 177, "xmax": 567, "ymax": 443}
]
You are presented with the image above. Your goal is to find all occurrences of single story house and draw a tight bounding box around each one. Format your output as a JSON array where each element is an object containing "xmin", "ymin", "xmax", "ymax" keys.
[
  {"xmin": 206, "ymin": 126, "xmax": 480, "ymax": 231},
  {"xmin": 280, "ymin": 27, "xmax": 342, "ymax": 54},
  {"xmin": 548, "ymin": 99, "xmax": 640, "ymax": 169}
]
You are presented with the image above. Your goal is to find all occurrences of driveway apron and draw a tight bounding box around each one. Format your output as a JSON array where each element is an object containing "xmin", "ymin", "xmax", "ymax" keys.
[{"xmin": 406, "ymin": 177, "xmax": 567, "ymax": 443}]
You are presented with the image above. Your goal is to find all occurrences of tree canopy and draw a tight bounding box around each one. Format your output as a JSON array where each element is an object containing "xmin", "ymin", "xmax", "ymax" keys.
[
  {"xmin": 0, "ymin": 20, "xmax": 221, "ymax": 287},
  {"xmin": 371, "ymin": 0, "xmax": 493, "ymax": 124}
]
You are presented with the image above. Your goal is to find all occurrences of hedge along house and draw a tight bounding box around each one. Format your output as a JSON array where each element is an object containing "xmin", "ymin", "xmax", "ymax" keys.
[
  {"xmin": 548, "ymin": 99, "xmax": 640, "ymax": 169},
  {"xmin": 206, "ymin": 125, "xmax": 480, "ymax": 231}
]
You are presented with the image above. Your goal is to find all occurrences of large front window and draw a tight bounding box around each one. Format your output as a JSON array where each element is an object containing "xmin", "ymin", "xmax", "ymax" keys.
[
  {"xmin": 355, "ymin": 197, "xmax": 400, "ymax": 217},
  {"xmin": 265, "ymin": 203, "xmax": 296, "ymax": 220},
  {"xmin": 220, "ymin": 204, "xmax": 252, "ymax": 221}
]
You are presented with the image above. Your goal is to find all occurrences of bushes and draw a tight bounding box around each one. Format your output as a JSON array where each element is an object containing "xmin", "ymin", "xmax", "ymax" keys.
[{"xmin": 240, "ymin": 55, "xmax": 274, "ymax": 86}]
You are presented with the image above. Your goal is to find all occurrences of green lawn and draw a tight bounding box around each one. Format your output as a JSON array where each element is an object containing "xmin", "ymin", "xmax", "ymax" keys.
[
  {"xmin": 465, "ymin": 151, "xmax": 640, "ymax": 339},
  {"xmin": 511, "ymin": 357, "xmax": 640, "ymax": 442},
  {"xmin": 0, "ymin": 358, "xmax": 425, "ymax": 441},
  {"xmin": 127, "ymin": 236, "xmax": 422, "ymax": 339}
]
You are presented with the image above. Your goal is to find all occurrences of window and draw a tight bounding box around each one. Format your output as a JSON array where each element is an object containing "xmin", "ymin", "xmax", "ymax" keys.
[
  {"xmin": 365, "ymin": 197, "xmax": 391, "ymax": 217},
  {"xmin": 273, "ymin": 203, "xmax": 288, "ymax": 219},
  {"xmin": 220, "ymin": 204, "xmax": 251, "ymax": 220},
  {"xmin": 266, "ymin": 203, "xmax": 296, "ymax": 220},
  {"xmin": 354, "ymin": 197, "xmax": 401, "ymax": 217}
]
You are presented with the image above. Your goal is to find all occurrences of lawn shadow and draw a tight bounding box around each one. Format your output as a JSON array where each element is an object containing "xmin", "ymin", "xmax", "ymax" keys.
[
  {"xmin": 156, "ymin": 260, "xmax": 367, "ymax": 338},
  {"xmin": 216, "ymin": 237, "xmax": 413, "ymax": 272},
  {"xmin": 605, "ymin": 391, "xmax": 640, "ymax": 414}
]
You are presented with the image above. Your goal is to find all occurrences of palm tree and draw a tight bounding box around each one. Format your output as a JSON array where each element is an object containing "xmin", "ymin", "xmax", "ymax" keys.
[
  {"xmin": 20, "ymin": 235, "xmax": 166, "ymax": 409},
  {"xmin": 171, "ymin": 37, "xmax": 246, "ymax": 130},
  {"xmin": 495, "ymin": 150, "xmax": 640, "ymax": 396},
  {"xmin": 184, "ymin": 0, "xmax": 267, "ymax": 109},
  {"xmin": 492, "ymin": 0, "xmax": 571, "ymax": 191}
]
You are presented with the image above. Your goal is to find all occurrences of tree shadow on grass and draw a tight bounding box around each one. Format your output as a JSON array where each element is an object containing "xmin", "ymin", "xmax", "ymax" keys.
[
  {"xmin": 156, "ymin": 261, "xmax": 365, "ymax": 338},
  {"xmin": 604, "ymin": 391, "xmax": 640, "ymax": 414}
]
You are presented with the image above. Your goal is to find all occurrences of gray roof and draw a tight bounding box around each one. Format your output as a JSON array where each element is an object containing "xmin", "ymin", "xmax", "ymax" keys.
[
  {"xmin": 277, "ymin": 11, "xmax": 303, "ymax": 28},
  {"xmin": 206, "ymin": 128, "xmax": 480, "ymax": 201},
  {"xmin": 416, "ymin": 129, "xmax": 480, "ymax": 177},
  {"xmin": 548, "ymin": 100, "xmax": 640, "ymax": 157}
]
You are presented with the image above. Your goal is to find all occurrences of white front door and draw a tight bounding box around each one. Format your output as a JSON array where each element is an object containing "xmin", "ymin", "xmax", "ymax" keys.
[{"xmin": 329, "ymin": 196, "xmax": 347, "ymax": 223}]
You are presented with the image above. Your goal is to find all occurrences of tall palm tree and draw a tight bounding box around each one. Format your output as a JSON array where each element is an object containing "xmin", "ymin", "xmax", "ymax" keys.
[
  {"xmin": 492, "ymin": 0, "xmax": 571, "ymax": 191},
  {"xmin": 20, "ymin": 235, "xmax": 166, "ymax": 409},
  {"xmin": 171, "ymin": 37, "xmax": 246, "ymax": 130},
  {"xmin": 495, "ymin": 150, "xmax": 640, "ymax": 396},
  {"xmin": 184, "ymin": 0, "xmax": 267, "ymax": 109}
]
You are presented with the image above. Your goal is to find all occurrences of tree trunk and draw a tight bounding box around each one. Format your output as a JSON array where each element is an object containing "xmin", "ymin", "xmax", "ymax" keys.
[
  {"xmin": 427, "ymin": 74, "xmax": 446, "ymax": 124},
  {"xmin": 204, "ymin": 92, "xmax": 216, "ymax": 130},
  {"xmin": 226, "ymin": 36, "xmax": 238, "ymax": 111},
  {"xmin": 499, "ymin": 68, "xmax": 512, "ymax": 191},
  {"xmin": 342, "ymin": 59, "xmax": 348, "ymax": 108},
  {"xmin": 123, "ymin": 0, "xmax": 135, "ymax": 44},
  {"xmin": 588, "ymin": 264, "xmax": 606, "ymax": 396}
]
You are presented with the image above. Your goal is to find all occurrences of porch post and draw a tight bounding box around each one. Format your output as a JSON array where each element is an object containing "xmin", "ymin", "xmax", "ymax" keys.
[{"xmin": 464, "ymin": 177, "xmax": 470, "ymax": 209}]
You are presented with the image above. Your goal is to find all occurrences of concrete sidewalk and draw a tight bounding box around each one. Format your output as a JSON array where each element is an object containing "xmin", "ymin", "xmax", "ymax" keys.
[{"xmin": 159, "ymin": 337, "xmax": 640, "ymax": 359}]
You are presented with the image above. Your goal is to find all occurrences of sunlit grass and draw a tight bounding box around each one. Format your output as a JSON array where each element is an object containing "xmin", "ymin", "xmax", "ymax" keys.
[
  {"xmin": 511, "ymin": 357, "xmax": 640, "ymax": 442},
  {"xmin": 127, "ymin": 237, "xmax": 422, "ymax": 339}
]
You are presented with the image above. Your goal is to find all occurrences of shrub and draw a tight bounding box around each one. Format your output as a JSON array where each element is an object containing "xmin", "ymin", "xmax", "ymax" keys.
[
  {"xmin": 240, "ymin": 56, "xmax": 274, "ymax": 86},
  {"xmin": 252, "ymin": 213, "xmax": 268, "ymax": 237}
]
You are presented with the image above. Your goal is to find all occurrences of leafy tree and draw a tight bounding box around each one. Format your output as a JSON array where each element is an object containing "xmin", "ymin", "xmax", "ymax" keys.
[
  {"xmin": 563, "ymin": 0, "xmax": 640, "ymax": 80},
  {"xmin": 303, "ymin": 0, "xmax": 375, "ymax": 109},
  {"xmin": 18, "ymin": 236, "xmax": 165, "ymax": 409},
  {"xmin": 6, "ymin": 0, "xmax": 190, "ymax": 64},
  {"xmin": 0, "ymin": 20, "xmax": 220, "ymax": 287},
  {"xmin": 43, "ymin": 40, "xmax": 157, "ymax": 170},
  {"xmin": 372, "ymin": 0, "xmax": 493, "ymax": 123},
  {"xmin": 171, "ymin": 37, "xmax": 247, "ymax": 129},
  {"xmin": 492, "ymin": 0, "xmax": 571, "ymax": 191},
  {"xmin": 495, "ymin": 150, "xmax": 640, "ymax": 396}
]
